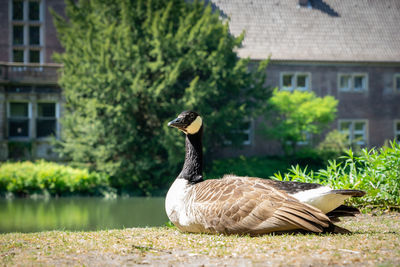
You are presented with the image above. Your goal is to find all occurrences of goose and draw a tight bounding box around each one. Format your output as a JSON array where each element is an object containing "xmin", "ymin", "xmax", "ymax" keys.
[{"xmin": 165, "ymin": 111, "xmax": 365, "ymax": 235}]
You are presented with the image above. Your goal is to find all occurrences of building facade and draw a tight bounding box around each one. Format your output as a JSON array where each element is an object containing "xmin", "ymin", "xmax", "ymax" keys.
[
  {"xmin": 0, "ymin": 0, "xmax": 399, "ymax": 160},
  {"xmin": 213, "ymin": 0, "xmax": 400, "ymax": 157},
  {"xmin": 0, "ymin": 0, "xmax": 65, "ymax": 160}
]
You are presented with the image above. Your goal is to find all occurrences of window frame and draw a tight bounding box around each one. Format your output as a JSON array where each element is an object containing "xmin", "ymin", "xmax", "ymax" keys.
[
  {"xmin": 394, "ymin": 120, "xmax": 400, "ymax": 142},
  {"xmin": 338, "ymin": 119, "xmax": 368, "ymax": 146},
  {"xmin": 241, "ymin": 120, "xmax": 253, "ymax": 146},
  {"xmin": 339, "ymin": 74, "xmax": 352, "ymax": 91},
  {"xmin": 281, "ymin": 73, "xmax": 295, "ymax": 91},
  {"xmin": 224, "ymin": 119, "xmax": 254, "ymax": 146},
  {"xmin": 9, "ymin": 0, "xmax": 44, "ymax": 64},
  {"xmin": 338, "ymin": 73, "xmax": 368, "ymax": 92},
  {"xmin": 280, "ymin": 72, "xmax": 311, "ymax": 91},
  {"xmin": 295, "ymin": 73, "xmax": 310, "ymax": 91},
  {"xmin": 36, "ymin": 102, "xmax": 60, "ymax": 139},
  {"xmin": 393, "ymin": 74, "xmax": 400, "ymax": 93},
  {"xmin": 7, "ymin": 101, "xmax": 32, "ymax": 139}
]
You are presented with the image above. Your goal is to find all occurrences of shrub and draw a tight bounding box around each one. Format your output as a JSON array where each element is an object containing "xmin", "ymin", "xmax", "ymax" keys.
[
  {"xmin": 0, "ymin": 161, "xmax": 113, "ymax": 197},
  {"xmin": 272, "ymin": 141, "xmax": 400, "ymax": 209},
  {"xmin": 205, "ymin": 156, "xmax": 297, "ymax": 180},
  {"xmin": 316, "ymin": 129, "xmax": 360, "ymax": 161},
  {"xmin": 262, "ymin": 89, "xmax": 338, "ymax": 155}
]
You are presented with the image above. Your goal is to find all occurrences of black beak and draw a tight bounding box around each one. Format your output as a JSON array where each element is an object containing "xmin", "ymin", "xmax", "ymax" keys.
[{"xmin": 168, "ymin": 117, "xmax": 186, "ymax": 129}]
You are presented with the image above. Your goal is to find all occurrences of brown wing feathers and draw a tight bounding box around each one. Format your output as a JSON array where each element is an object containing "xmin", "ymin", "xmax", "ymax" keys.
[
  {"xmin": 192, "ymin": 176, "xmax": 331, "ymax": 234},
  {"xmin": 273, "ymin": 201, "xmax": 329, "ymax": 232}
]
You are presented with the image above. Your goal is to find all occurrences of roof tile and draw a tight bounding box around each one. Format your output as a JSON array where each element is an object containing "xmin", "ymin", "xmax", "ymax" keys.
[{"xmin": 211, "ymin": 0, "xmax": 400, "ymax": 62}]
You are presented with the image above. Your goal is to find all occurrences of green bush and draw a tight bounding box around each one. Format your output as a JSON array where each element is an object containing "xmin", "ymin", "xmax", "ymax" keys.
[
  {"xmin": 0, "ymin": 161, "xmax": 113, "ymax": 197},
  {"xmin": 316, "ymin": 129, "xmax": 360, "ymax": 161},
  {"xmin": 205, "ymin": 156, "xmax": 295, "ymax": 180},
  {"xmin": 262, "ymin": 89, "xmax": 338, "ymax": 155},
  {"xmin": 273, "ymin": 141, "xmax": 400, "ymax": 209}
]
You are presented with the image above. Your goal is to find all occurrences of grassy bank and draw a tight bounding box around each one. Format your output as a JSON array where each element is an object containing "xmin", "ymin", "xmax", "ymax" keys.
[{"xmin": 1, "ymin": 213, "xmax": 399, "ymax": 266}]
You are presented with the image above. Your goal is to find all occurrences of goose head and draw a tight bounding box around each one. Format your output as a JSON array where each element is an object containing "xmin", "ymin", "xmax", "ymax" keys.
[{"xmin": 168, "ymin": 111, "xmax": 203, "ymax": 135}]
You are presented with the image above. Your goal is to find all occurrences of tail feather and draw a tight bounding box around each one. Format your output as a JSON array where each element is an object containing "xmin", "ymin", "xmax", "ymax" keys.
[
  {"xmin": 329, "ymin": 189, "xmax": 366, "ymax": 197},
  {"xmin": 326, "ymin": 205, "xmax": 361, "ymax": 222}
]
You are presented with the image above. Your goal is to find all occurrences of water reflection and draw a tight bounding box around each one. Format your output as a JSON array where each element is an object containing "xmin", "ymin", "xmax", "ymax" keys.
[{"xmin": 0, "ymin": 197, "xmax": 168, "ymax": 233}]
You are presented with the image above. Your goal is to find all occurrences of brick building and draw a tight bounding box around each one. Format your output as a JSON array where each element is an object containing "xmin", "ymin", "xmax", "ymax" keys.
[
  {"xmin": 0, "ymin": 0, "xmax": 399, "ymax": 160},
  {"xmin": 0, "ymin": 0, "xmax": 65, "ymax": 159},
  {"xmin": 213, "ymin": 0, "xmax": 400, "ymax": 157}
]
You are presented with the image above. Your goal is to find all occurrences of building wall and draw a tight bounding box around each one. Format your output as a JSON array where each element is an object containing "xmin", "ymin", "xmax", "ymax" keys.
[
  {"xmin": 0, "ymin": 0, "xmax": 65, "ymax": 160},
  {"xmin": 219, "ymin": 62, "xmax": 400, "ymax": 158},
  {"xmin": 0, "ymin": 0, "xmax": 65, "ymax": 63},
  {"xmin": 0, "ymin": 85, "xmax": 62, "ymax": 160},
  {"xmin": 44, "ymin": 0, "xmax": 65, "ymax": 63}
]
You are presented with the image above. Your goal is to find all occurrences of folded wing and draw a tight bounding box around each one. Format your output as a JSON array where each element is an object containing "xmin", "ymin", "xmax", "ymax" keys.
[{"xmin": 191, "ymin": 176, "xmax": 331, "ymax": 234}]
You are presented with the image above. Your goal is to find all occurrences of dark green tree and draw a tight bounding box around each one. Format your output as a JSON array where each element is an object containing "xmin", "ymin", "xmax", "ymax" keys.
[{"xmin": 52, "ymin": 0, "xmax": 270, "ymax": 194}]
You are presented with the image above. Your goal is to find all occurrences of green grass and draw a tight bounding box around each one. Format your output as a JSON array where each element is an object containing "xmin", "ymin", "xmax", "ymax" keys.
[{"xmin": 0, "ymin": 213, "xmax": 399, "ymax": 266}]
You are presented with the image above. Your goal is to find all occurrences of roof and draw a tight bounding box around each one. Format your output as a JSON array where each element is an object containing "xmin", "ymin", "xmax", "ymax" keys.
[{"xmin": 210, "ymin": 0, "xmax": 400, "ymax": 62}]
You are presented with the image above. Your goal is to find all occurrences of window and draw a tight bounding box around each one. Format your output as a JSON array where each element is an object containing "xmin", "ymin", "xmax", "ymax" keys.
[
  {"xmin": 7, "ymin": 101, "xmax": 59, "ymax": 139},
  {"xmin": 238, "ymin": 121, "xmax": 252, "ymax": 145},
  {"xmin": 282, "ymin": 74, "xmax": 294, "ymax": 90},
  {"xmin": 28, "ymin": 1, "xmax": 40, "ymax": 21},
  {"xmin": 8, "ymin": 102, "xmax": 30, "ymax": 138},
  {"xmin": 394, "ymin": 74, "xmax": 400, "ymax": 92},
  {"xmin": 281, "ymin": 73, "xmax": 311, "ymax": 91},
  {"xmin": 29, "ymin": 25, "xmax": 40, "ymax": 45},
  {"xmin": 296, "ymin": 74, "xmax": 309, "ymax": 91},
  {"xmin": 29, "ymin": 50, "xmax": 40, "ymax": 63},
  {"xmin": 395, "ymin": 121, "xmax": 400, "ymax": 142},
  {"xmin": 13, "ymin": 49, "xmax": 24, "ymax": 62},
  {"xmin": 12, "ymin": 25, "xmax": 24, "ymax": 45},
  {"xmin": 11, "ymin": 0, "xmax": 43, "ymax": 63},
  {"xmin": 225, "ymin": 120, "xmax": 253, "ymax": 145},
  {"xmin": 339, "ymin": 75, "xmax": 351, "ymax": 91},
  {"xmin": 12, "ymin": 0, "xmax": 23, "ymax": 20},
  {"xmin": 36, "ymin": 103, "xmax": 57, "ymax": 138},
  {"xmin": 339, "ymin": 120, "xmax": 368, "ymax": 145},
  {"xmin": 338, "ymin": 73, "xmax": 368, "ymax": 92}
]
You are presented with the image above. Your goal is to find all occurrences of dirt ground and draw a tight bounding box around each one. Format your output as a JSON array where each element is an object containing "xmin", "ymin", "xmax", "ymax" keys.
[{"xmin": 1, "ymin": 213, "xmax": 399, "ymax": 266}]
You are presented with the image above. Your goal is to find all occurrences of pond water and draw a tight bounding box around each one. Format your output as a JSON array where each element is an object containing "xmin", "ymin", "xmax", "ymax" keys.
[{"xmin": 0, "ymin": 197, "xmax": 168, "ymax": 233}]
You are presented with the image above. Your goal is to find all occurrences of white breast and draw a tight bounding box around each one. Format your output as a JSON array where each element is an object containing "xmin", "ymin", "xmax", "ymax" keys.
[
  {"xmin": 165, "ymin": 179, "xmax": 200, "ymax": 231},
  {"xmin": 290, "ymin": 186, "xmax": 351, "ymax": 213}
]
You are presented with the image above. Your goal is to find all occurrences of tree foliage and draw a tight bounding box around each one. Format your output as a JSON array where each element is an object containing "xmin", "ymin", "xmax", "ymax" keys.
[
  {"xmin": 52, "ymin": 0, "xmax": 270, "ymax": 194},
  {"xmin": 263, "ymin": 89, "xmax": 338, "ymax": 155}
]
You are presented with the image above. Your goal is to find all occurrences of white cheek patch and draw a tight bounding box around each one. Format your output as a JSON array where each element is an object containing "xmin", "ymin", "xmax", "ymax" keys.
[{"xmin": 186, "ymin": 116, "xmax": 202, "ymax": 134}]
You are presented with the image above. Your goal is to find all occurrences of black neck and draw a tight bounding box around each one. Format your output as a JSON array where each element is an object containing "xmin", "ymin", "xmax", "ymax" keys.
[{"xmin": 178, "ymin": 126, "xmax": 204, "ymax": 184}]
